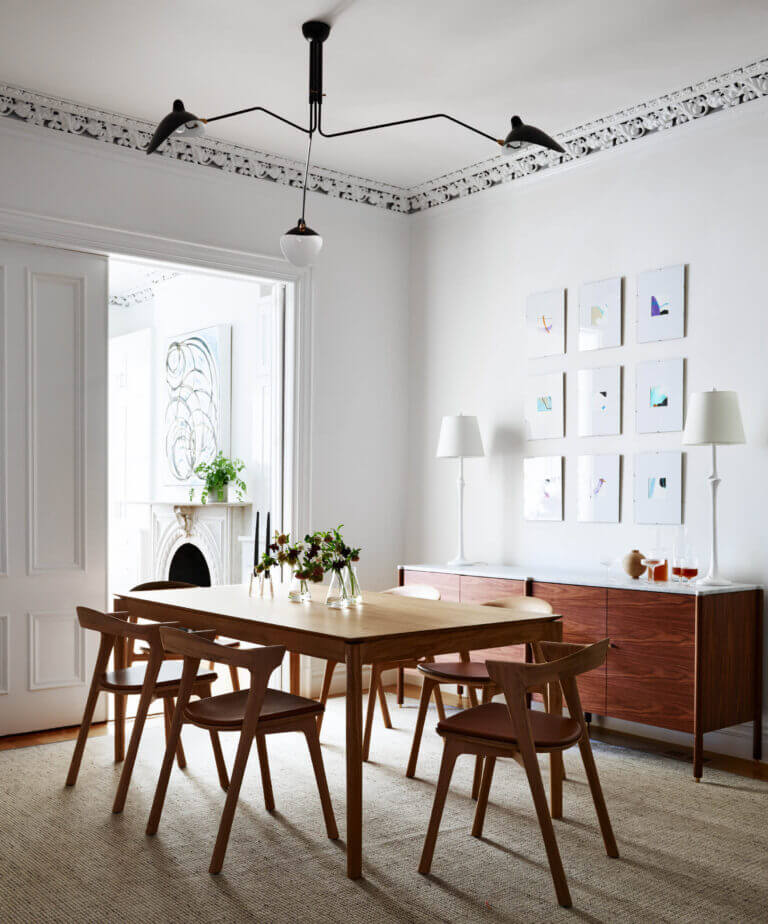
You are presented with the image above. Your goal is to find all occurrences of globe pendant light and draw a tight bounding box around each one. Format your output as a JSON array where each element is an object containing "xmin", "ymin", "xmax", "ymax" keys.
[{"xmin": 280, "ymin": 134, "xmax": 323, "ymax": 267}]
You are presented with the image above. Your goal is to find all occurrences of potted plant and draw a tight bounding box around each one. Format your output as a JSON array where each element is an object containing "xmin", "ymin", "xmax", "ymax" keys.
[{"xmin": 191, "ymin": 452, "xmax": 247, "ymax": 504}]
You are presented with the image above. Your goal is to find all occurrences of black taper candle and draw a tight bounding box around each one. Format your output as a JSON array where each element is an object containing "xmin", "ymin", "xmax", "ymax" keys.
[
  {"xmin": 266, "ymin": 511, "xmax": 271, "ymax": 557},
  {"xmin": 253, "ymin": 511, "xmax": 260, "ymax": 568}
]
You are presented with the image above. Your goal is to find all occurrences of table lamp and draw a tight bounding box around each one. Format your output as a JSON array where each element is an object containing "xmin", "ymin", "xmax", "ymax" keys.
[
  {"xmin": 436, "ymin": 414, "xmax": 485, "ymax": 567},
  {"xmin": 682, "ymin": 388, "xmax": 745, "ymax": 586}
]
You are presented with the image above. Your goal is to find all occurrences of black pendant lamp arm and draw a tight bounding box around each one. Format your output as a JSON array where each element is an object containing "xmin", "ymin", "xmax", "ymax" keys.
[
  {"xmin": 315, "ymin": 108, "xmax": 500, "ymax": 144},
  {"xmin": 204, "ymin": 105, "xmax": 311, "ymax": 135}
]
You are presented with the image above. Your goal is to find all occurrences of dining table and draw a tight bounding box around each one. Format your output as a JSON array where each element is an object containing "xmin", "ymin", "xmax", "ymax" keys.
[{"xmin": 114, "ymin": 584, "xmax": 564, "ymax": 879}]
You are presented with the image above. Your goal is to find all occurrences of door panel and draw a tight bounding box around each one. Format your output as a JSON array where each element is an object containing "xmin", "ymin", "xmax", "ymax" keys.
[
  {"xmin": 459, "ymin": 576, "xmax": 524, "ymax": 603},
  {"xmin": 401, "ymin": 569, "xmax": 460, "ymax": 602},
  {"xmin": 0, "ymin": 240, "xmax": 107, "ymax": 735}
]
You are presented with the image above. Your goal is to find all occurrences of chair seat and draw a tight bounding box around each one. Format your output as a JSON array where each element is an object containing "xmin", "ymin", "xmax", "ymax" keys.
[
  {"xmin": 418, "ymin": 660, "xmax": 493, "ymax": 683},
  {"xmin": 185, "ymin": 688, "xmax": 323, "ymax": 728},
  {"xmin": 101, "ymin": 661, "xmax": 217, "ymax": 693},
  {"xmin": 438, "ymin": 702, "xmax": 582, "ymax": 749}
]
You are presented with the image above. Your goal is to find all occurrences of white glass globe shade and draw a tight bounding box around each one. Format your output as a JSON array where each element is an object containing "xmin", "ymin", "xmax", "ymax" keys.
[{"xmin": 280, "ymin": 224, "xmax": 323, "ymax": 267}]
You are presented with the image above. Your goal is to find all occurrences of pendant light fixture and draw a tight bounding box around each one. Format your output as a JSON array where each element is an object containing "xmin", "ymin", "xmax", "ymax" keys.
[{"xmin": 145, "ymin": 21, "xmax": 565, "ymax": 267}]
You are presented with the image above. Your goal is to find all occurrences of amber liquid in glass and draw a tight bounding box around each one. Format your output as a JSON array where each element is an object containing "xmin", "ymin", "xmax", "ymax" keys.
[
  {"xmin": 650, "ymin": 560, "xmax": 669, "ymax": 582},
  {"xmin": 681, "ymin": 567, "xmax": 698, "ymax": 580},
  {"xmin": 672, "ymin": 566, "xmax": 683, "ymax": 578}
]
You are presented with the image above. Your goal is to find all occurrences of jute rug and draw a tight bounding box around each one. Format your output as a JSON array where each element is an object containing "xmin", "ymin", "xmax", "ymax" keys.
[{"xmin": 0, "ymin": 695, "xmax": 766, "ymax": 923}]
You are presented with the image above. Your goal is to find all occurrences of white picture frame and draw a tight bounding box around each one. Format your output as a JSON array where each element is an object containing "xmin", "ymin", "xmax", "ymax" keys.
[
  {"xmin": 163, "ymin": 324, "xmax": 232, "ymax": 486},
  {"xmin": 577, "ymin": 454, "xmax": 620, "ymax": 523},
  {"xmin": 634, "ymin": 451, "xmax": 683, "ymax": 525},
  {"xmin": 635, "ymin": 358, "xmax": 684, "ymax": 433},
  {"xmin": 526, "ymin": 289, "xmax": 565, "ymax": 357},
  {"xmin": 577, "ymin": 366, "xmax": 621, "ymax": 436},
  {"xmin": 523, "ymin": 456, "xmax": 563, "ymax": 521},
  {"xmin": 578, "ymin": 277, "xmax": 622, "ymax": 351},
  {"xmin": 525, "ymin": 372, "xmax": 564, "ymax": 440},
  {"xmin": 636, "ymin": 264, "xmax": 685, "ymax": 343}
]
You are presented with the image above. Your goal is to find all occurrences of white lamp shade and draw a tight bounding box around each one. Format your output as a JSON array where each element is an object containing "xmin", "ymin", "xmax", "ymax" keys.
[
  {"xmin": 683, "ymin": 390, "xmax": 745, "ymax": 445},
  {"xmin": 436, "ymin": 414, "xmax": 485, "ymax": 458},
  {"xmin": 280, "ymin": 226, "xmax": 323, "ymax": 267}
]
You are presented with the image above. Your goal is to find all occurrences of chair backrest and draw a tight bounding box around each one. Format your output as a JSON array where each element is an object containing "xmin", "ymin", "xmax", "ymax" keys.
[
  {"xmin": 383, "ymin": 584, "xmax": 441, "ymax": 601},
  {"xmin": 130, "ymin": 580, "xmax": 196, "ymax": 592},
  {"xmin": 160, "ymin": 626, "xmax": 285, "ymax": 675},
  {"xmin": 487, "ymin": 639, "xmax": 608, "ymax": 692},
  {"xmin": 76, "ymin": 606, "xmax": 175, "ymax": 643},
  {"xmin": 484, "ymin": 596, "xmax": 553, "ymax": 614}
]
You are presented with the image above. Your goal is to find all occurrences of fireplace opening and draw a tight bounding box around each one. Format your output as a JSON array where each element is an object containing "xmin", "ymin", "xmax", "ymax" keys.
[{"xmin": 168, "ymin": 543, "xmax": 211, "ymax": 586}]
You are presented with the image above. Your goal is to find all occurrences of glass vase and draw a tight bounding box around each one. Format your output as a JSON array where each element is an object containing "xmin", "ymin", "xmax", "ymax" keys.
[
  {"xmin": 325, "ymin": 569, "xmax": 350, "ymax": 608},
  {"xmin": 257, "ymin": 571, "xmax": 274, "ymax": 599},
  {"xmin": 345, "ymin": 565, "xmax": 363, "ymax": 605},
  {"xmin": 288, "ymin": 574, "xmax": 312, "ymax": 603}
]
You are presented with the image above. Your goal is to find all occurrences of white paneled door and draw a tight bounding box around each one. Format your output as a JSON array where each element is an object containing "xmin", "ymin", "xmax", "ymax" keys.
[{"xmin": 0, "ymin": 240, "xmax": 107, "ymax": 735}]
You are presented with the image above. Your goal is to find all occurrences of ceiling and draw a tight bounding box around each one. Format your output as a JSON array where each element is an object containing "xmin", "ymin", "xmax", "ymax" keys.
[{"xmin": 2, "ymin": 1, "xmax": 767, "ymax": 188}]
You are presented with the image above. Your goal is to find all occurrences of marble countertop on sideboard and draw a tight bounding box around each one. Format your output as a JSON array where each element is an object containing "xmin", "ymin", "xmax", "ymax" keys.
[{"xmin": 399, "ymin": 563, "xmax": 760, "ymax": 596}]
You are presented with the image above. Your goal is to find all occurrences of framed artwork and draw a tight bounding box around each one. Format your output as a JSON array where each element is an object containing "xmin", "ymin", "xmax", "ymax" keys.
[
  {"xmin": 163, "ymin": 324, "xmax": 232, "ymax": 485},
  {"xmin": 635, "ymin": 357, "xmax": 684, "ymax": 433},
  {"xmin": 526, "ymin": 289, "xmax": 565, "ymax": 357},
  {"xmin": 578, "ymin": 277, "xmax": 622, "ymax": 351},
  {"xmin": 525, "ymin": 372, "xmax": 564, "ymax": 440},
  {"xmin": 523, "ymin": 456, "xmax": 563, "ymax": 521},
  {"xmin": 577, "ymin": 454, "xmax": 620, "ymax": 523},
  {"xmin": 634, "ymin": 451, "xmax": 682, "ymax": 525},
  {"xmin": 577, "ymin": 366, "xmax": 621, "ymax": 436},
  {"xmin": 636, "ymin": 264, "xmax": 685, "ymax": 343}
]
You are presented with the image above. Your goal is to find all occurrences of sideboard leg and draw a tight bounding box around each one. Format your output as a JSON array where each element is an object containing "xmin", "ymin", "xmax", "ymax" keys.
[
  {"xmin": 584, "ymin": 712, "xmax": 592, "ymax": 725},
  {"xmin": 396, "ymin": 666, "xmax": 405, "ymax": 706},
  {"xmin": 693, "ymin": 730, "xmax": 704, "ymax": 781}
]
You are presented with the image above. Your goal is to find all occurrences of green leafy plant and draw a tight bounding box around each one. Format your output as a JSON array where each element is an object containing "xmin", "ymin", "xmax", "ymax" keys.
[
  {"xmin": 192, "ymin": 452, "xmax": 246, "ymax": 504},
  {"xmin": 311, "ymin": 524, "xmax": 361, "ymax": 573}
]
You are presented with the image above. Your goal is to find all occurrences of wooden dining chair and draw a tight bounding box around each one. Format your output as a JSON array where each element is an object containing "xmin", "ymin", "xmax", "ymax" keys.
[
  {"xmin": 66, "ymin": 607, "xmax": 225, "ymax": 814},
  {"xmin": 418, "ymin": 639, "xmax": 618, "ymax": 908},
  {"xmin": 147, "ymin": 629, "xmax": 338, "ymax": 874},
  {"xmin": 406, "ymin": 595, "xmax": 554, "ymax": 795},
  {"xmin": 316, "ymin": 584, "xmax": 446, "ymax": 762}
]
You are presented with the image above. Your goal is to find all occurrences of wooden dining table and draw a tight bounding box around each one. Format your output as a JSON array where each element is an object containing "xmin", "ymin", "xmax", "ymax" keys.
[{"xmin": 114, "ymin": 584, "xmax": 564, "ymax": 879}]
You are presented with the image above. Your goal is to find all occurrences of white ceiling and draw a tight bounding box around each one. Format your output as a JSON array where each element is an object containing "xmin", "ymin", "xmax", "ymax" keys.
[{"xmin": 2, "ymin": 1, "xmax": 767, "ymax": 187}]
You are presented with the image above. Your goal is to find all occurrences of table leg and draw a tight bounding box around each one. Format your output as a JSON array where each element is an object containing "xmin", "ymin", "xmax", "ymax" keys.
[
  {"xmin": 113, "ymin": 635, "xmax": 126, "ymax": 763},
  {"xmin": 345, "ymin": 644, "xmax": 363, "ymax": 879},
  {"xmin": 289, "ymin": 652, "xmax": 301, "ymax": 695}
]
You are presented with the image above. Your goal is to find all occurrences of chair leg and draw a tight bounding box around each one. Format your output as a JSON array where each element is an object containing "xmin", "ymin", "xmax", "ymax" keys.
[
  {"xmin": 112, "ymin": 652, "xmax": 163, "ymax": 814},
  {"xmin": 418, "ymin": 739, "xmax": 459, "ymax": 875},
  {"xmin": 303, "ymin": 719, "xmax": 339, "ymax": 840},
  {"xmin": 471, "ymin": 686, "xmax": 494, "ymax": 800},
  {"xmin": 376, "ymin": 670, "xmax": 393, "ymax": 728},
  {"xmin": 406, "ymin": 677, "xmax": 436, "ymax": 778},
  {"xmin": 163, "ymin": 697, "xmax": 187, "ymax": 770},
  {"xmin": 397, "ymin": 665, "xmax": 405, "ymax": 706},
  {"xmin": 229, "ymin": 665, "xmax": 241, "ymax": 692},
  {"xmin": 210, "ymin": 731, "xmax": 229, "ymax": 791},
  {"xmin": 362, "ymin": 665, "xmax": 381, "ymax": 762},
  {"xmin": 255, "ymin": 733, "xmax": 275, "ymax": 812},
  {"xmin": 578, "ymin": 735, "xmax": 619, "ymax": 858},
  {"xmin": 66, "ymin": 635, "xmax": 112, "ymax": 786},
  {"xmin": 433, "ymin": 685, "xmax": 446, "ymax": 721},
  {"xmin": 209, "ymin": 726, "xmax": 257, "ymax": 874},
  {"xmin": 316, "ymin": 660, "xmax": 337, "ymax": 735},
  {"xmin": 471, "ymin": 755, "xmax": 496, "ymax": 838}
]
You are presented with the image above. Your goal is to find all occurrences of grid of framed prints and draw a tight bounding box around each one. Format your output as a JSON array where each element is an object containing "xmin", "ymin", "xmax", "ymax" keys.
[{"xmin": 524, "ymin": 263, "xmax": 687, "ymax": 525}]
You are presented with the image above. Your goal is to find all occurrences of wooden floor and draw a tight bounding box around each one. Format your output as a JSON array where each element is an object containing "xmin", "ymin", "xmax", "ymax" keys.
[{"xmin": 2, "ymin": 687, "xmax": 766, "ymax": 783}]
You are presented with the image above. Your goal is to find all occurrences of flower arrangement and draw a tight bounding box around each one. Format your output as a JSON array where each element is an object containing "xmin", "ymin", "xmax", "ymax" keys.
[{"xmin": 191, "ymin": 452, "xmax": 246, "ymax": 504}]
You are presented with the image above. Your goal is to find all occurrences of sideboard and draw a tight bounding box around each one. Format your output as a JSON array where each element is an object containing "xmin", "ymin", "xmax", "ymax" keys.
[{"xmin": 398, "ymin": 563, "xmax": 763, "ymax": 779}]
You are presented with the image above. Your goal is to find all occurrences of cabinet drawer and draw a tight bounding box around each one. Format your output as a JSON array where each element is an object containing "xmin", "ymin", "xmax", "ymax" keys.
[
  {"xmin": 531, "ymin": 582, "xmax": 606, "ymax": 611},
  {"xmin": 607, "ymin": 590, "xmax": 694, "ymax": 645},
  {"xmin": 460, "ymin": 576, "xmax": 525, "ymax": 603},
  {"xmin": 401, "ymin": 569, "xmax": 460, "ymax": 602},
  {"xmin": 607, "ymin": 644, "xmax": 694, "ymax": 732},
  {"xmin": 531, "ymin": 582, "xmax": 606, "ymax": 641}
]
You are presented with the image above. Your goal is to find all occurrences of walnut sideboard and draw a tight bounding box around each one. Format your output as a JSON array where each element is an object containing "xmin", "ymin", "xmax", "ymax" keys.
[{"xmin": 398, "ymin": 564, "xmax": 763, "ymax": 779}]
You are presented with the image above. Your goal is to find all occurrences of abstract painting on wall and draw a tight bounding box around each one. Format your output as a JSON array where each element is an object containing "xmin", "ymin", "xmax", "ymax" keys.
[
  {"xmin": 578, "ymin": 277, "xmax": 622, "ymax": 351},
  {"xmin": 577, "ymin": 366, "xmax": 621, "ymax": 436},
  {"xmin": 525, "ymin": 371, "xmax": 564, "ymax": 439},
  {"xmin": 524, "ymin": 456, "xmax": 563, "ymax": 521},
  {"xmin": 163, "ymin": 324, "xmax": 232, "ymax": 484},
  {"xmin": 577, "ymin": 454, "xmax": 620, "ymax": 522},
  {"xmin": 636, "ymin": 264, "xmax": 685, "ymax": 342},
  {"xmin": 526, "ymin": 289, "xmax": 565, "ymax": 358},
  {"xmin": 634, "ymin": 450, "xmax": 682, "ymax": 524},
  {"xmin": 635, "ymin": 357, "xmax": 684, "ymax": 433}
]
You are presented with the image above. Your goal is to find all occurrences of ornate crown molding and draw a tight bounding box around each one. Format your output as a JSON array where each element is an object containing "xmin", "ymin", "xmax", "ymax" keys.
[
  {"xmin": 2, "ymin": 56, "xmax": 767, "ymax": 216},
  {"xmin": 109, "ymin": 269, "xmax": 179, "ymax": 308}
]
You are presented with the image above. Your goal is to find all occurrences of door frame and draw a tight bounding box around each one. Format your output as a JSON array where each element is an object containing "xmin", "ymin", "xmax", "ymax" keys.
[{"xmin": 0, "ymin": 205, "xmax": 313, "ymax": 610}]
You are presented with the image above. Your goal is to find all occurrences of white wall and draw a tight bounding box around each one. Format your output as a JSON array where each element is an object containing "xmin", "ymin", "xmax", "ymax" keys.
[
  {"xmin": 0, "ymin": 120, "xmax": 410, "ymax": 590},
  {"xmin": 406, "ymin": 99, "xmax": 768, "ymax": 754}
]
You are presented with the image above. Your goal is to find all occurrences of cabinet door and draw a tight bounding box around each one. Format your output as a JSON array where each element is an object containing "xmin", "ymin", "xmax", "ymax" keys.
[
  {"xmin": 460, "ymin": 577, "xmax": 527, "ymax": 663},
  {"xmin": 400, "ymin": 569, "xmax": 460, "ymax": 602},
  {"xmin": 606, "ymin": 590, "xmax": 695, "ymax": 733},
  {"xmin": 531, "ymin": 582, "xmax": 607, "ymax": 713}
]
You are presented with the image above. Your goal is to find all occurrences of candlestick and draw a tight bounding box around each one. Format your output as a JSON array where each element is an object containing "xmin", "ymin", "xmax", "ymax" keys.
[
  {"xmin": 253, "ymin": 510, "xmax": 260, "ymax": 568},
  {"xmin": 265, "ymin": 512, "xmax": 271, "ymax": 575}
]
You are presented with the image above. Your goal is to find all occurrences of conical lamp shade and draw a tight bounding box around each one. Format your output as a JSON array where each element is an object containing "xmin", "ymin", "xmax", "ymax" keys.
[
  {"xmin": 280, "ymin": 220, "xmax": 323, "ymax": 267},
  {"xmin": 146, "ymin": 99, "xmax": 203, "ymax": 154},
  {"xmin": 502, "ymin": 115, "xmax": 565, "ymax": 155}
]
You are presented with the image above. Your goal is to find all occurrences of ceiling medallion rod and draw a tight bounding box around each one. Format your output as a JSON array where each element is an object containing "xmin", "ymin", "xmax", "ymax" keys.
[{"xmin": 146, "ymin": 20, "xmax": 564, "ymax": 267}]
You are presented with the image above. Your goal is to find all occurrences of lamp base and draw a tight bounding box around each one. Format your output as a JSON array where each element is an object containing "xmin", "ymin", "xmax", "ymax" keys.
[
  {"xmin": 695, "ymin": 574, "xmax": 733, "ymax": 587},
  {"xmin": 447, "ymin": 557, "xmax": 478, "ymax": 568}
]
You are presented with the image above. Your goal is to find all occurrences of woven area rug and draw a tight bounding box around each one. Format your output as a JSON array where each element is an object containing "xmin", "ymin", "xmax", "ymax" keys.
[{"xmin": 0, "ymin": 694, "xmax": 766, "ymax": 923}]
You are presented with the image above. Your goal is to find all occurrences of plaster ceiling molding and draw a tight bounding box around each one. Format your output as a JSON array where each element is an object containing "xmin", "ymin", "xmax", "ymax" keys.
[
  {"xmin": 109, "ymin": 269, "xmax": 180, "ymax": 308},
  {"xmin": 2, "ymin": 55, "xmax": 768, "ymax": 217}
]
